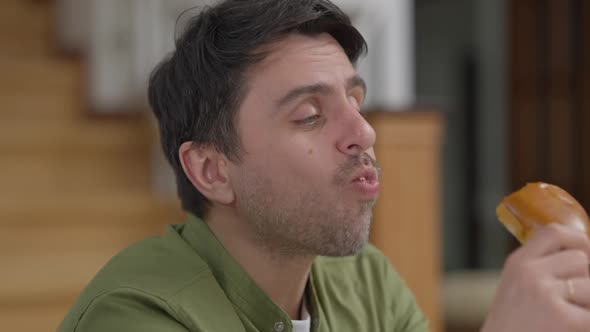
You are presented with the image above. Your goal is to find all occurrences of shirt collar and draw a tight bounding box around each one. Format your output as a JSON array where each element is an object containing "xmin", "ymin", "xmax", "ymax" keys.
[{"xmin": 179, "ymin": 214, "xmax": 323, "ymax": 331}]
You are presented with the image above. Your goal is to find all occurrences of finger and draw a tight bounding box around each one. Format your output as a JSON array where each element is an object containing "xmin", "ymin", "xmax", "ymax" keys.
[
  {"xmin": 535, "ymin": 250, "xmax": 590, "ymax": 279},
  {"xmin": 522, "ymin": 223, "xmax": 590, "ymax": 258},
  {"xmin": 565, "ymin": 278, "xmax": 590, "ymax": 309},
  {"xmin": 560, "ymin": 299, "xmax": 590, "ymax": 332}
]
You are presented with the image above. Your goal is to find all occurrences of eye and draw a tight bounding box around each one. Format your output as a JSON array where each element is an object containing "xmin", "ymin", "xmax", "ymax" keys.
[
  {"xmin": 348, "ymin": 94, "xmax": 365, "ymax": 114},
  {"xmin": 292, "ymin": 100, "xmax": 323, "ymax": 127},
  {"xmin": 295, "ymin": 114, "xmax": 322, "ymax": 126},
  {"xmin": 349, "ymin": 96, "xmax": 360, "ymax": 110},
  {"xmin": 349, "ymin": 88, "xmax": 365, "ymax": 107}
]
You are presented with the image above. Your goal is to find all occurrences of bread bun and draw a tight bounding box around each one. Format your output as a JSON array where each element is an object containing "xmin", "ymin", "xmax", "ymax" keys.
[{"xmin": 496, "ymin": 182, "xmax": 590, "ymax": 243}]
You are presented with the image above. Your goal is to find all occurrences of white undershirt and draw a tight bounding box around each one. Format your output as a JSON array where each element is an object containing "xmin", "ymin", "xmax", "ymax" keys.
[{"xmin": 291, "ymin": 296, "xmax": 311, "ymax": 332}]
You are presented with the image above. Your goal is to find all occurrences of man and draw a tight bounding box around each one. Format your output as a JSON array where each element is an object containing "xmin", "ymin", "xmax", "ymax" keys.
[{"xmin": 58, "ymin": 0, "xmax": 590, "ymax": 331}]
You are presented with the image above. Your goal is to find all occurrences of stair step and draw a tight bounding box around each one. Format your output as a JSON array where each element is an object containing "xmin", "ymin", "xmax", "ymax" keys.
[
  {"xmin": 0, "ymin": 1, "xmax": 53, "ymax": 56},
  {"xmin": 0, "ymin": 154, "xmax": 151, "ymax": 194},
  {"xmin": 0, "ymin": 193, "xmax": 184, "ymax": 226},
  {"xmin": 1, "ymin": 251, "xmax": 126, "ymax": 305},
  {"xmin": 0, "ymin": 94, "xmax": 84, "ymax": 121},
  {"xmin": 0, "ymin": 223, "xmax": 171, "ymax": 254},
  {"xmin": 0, "ymin": 57, "xmax": 81, "ymax": 93},
  {"xmin": 0, "ymin": 115, "xmax": 155, "ymax": 151},
  {"xmin": 1, "ymin": 303, "xmax": 70, "ymax": 332},
  {"xmin": 0, "ymin": 216, "xmax": 185, "ymax": 304}
]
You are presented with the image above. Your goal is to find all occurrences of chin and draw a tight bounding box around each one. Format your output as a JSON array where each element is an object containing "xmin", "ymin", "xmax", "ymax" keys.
[
  {"xmin": 318, "ymin": 217, "xmax": 372, "ymax": 257},
  {"xmin": 324, "ymin": 235, "xmax": 369, "ymax": 257}
]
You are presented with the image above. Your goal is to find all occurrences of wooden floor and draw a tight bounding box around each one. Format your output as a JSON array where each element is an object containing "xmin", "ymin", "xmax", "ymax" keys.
[{"xmin": 0, "ymin": 1, "xmax": 185, "ymax": 331}]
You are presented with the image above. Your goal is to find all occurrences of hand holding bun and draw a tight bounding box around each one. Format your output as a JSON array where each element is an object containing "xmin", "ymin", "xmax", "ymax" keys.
[
  {"xmin": 482, "ymin": 182, "xmax": 590, "ymax": 332},
  {"xmin": 496, "ymin": 182, "xmax": 590, "ymax": 243}
]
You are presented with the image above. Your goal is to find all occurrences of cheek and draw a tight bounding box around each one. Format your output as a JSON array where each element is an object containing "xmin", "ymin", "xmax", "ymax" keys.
[
  {"xmin": 282, "ymin": 132, "xmax": 339, "ymax": 175},
  {"xmin": 246, "ymin": 146, "xmax": 327, "ymax": 187},
  {"xmin": 240, "ymin": 120, "xmax": 336, "ymax": 184},
  {"xmin": 280, "ymin": 146, "xmax": 334, "ymax": 185}
]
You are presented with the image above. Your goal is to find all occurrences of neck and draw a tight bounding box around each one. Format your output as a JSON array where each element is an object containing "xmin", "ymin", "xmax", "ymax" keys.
[{"xmin": 206, "ymin": 207, "xmax": 313, "ymax": 319}]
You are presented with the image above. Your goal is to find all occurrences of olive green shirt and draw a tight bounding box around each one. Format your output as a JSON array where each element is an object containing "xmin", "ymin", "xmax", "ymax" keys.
[{"xmin": 57, "ymin": 215, "xmax": 428, "ymax": 332}]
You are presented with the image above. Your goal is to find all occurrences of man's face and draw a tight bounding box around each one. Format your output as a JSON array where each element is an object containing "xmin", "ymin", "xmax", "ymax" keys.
[{"xmin": 229, "ymin": 33, "xmax": 379, "ymax": 257}]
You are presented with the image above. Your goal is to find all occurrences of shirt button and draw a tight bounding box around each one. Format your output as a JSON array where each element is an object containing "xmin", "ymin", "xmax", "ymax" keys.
[{"xmin": 273, "ymin": 321, "xmax": 285, "ymax": 332}]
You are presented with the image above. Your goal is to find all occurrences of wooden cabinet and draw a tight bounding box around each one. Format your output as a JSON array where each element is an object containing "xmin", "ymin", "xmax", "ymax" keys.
[{"xmin": 367, "ymin": 111, "xmax": 444, "ymax": 332}]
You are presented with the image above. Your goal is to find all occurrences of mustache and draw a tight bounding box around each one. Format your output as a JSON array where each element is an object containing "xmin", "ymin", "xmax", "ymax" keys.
[{"xmin": 333, "ymin": 152, "xmax": 381, "ymax": 185}]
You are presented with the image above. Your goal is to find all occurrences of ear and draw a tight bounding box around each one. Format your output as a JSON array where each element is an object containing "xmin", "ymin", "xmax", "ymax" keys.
[{"xmin": 178, "ymin": 142, "xmax": 235, "ymax": 205}]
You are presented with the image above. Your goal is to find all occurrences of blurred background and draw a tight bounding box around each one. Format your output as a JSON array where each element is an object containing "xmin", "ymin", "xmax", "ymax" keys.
[{"xmin": 2, "ymin": 0, "xmax": 589, "ymax": 331}]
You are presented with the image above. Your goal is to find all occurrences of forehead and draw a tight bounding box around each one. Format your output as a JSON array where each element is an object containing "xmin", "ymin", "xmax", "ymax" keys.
[{"xmin": 246, "ymin": 33, "xmax": 356, "ymax": 89}]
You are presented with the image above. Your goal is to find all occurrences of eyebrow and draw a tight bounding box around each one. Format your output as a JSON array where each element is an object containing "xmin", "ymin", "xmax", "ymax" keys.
[{"xmin": 276, "ymin": 74, "xmax": 367, "ymax": 108}]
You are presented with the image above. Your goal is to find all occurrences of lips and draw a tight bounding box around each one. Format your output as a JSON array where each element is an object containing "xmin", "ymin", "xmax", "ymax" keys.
[
  {"xmin": 350, "ymin": 168, "xmax": 380, "ymax": 197},
  {"xmin": 352, "ymin": 168, "xmax": 378, "ymax": 184}
]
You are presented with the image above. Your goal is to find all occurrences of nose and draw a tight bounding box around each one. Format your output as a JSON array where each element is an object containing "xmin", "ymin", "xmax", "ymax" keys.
[{"xmin": 336, "ymin": 109, "xmax": 376, "ymax": 156}]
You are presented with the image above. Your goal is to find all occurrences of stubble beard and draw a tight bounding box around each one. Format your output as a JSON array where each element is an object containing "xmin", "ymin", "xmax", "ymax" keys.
[{"xmin": 234, "ymin": 154, "xmax": 380, "ymax": 259}]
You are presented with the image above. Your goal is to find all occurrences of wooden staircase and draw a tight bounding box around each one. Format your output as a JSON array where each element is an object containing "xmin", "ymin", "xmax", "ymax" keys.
[
  {"xmin": 0, "ymin": 2, "xmax": 444, "ymax": 332},
  {"xmin": 0, "ymin": 1, "xmax": 185, "ymax": 331}
]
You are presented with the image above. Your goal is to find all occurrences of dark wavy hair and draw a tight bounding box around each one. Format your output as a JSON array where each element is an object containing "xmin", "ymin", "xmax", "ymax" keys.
[{"xmin": 148, "ymin": 0, "xmax": 367, "ymax": 218}]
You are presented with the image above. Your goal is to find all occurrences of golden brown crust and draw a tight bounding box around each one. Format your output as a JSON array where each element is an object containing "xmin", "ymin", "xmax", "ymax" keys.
[{"xmin": 496, "ymin": 182, "xmax": 590, "ymax": 243}]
